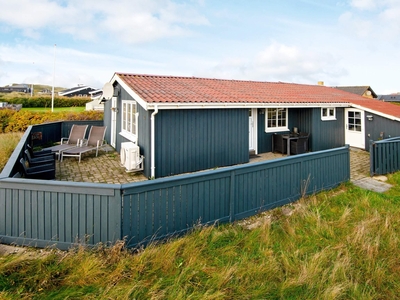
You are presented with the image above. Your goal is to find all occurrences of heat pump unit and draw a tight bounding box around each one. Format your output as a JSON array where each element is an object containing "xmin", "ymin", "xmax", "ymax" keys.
[{"xmin": 120, "ymin": 142, "xmax": 141, "ymax": 171}]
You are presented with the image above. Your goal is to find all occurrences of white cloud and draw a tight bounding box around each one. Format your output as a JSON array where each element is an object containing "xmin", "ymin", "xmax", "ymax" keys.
[
  {"xmin": 0, "ymin": 0, "xmax": 209, "ymax": 43},
  {"xmin": 338, "ymin": 11, "xmax": 374, "ymax": 38},
  {"xmin": 340, "ymin": 0, "xmax": 400, "ymax": 39},
  {"xmin": 198, "ymin": 42, "xmax": 347, "ymax": 85},
  {"xmin": 350, "ymin": 0, "xmax": 378, "ymax": 10}
]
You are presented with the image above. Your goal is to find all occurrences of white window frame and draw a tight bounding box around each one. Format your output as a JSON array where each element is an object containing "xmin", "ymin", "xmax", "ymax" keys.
[
  {"xmin": 120, "ymin": 100, "xmax": 138, "ymax": 142},
  {"xmin": 321, "ymin": 107, "xmax": 336, "ymax": 121},
  {"xmin": 265, "ymin": 108, "xmax": 288, "ymax": 132}
]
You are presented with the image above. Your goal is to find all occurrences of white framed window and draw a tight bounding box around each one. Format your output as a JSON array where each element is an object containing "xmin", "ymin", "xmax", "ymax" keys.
[
  {"xmin": 321, "ymin": 107, "xmax": 336, "ymax": 121},
  {"xmin": 120, "ymin": 100, "xmax": 138, "ymax": 142},
  {"xmin": 265, "ymin": 108, "xmax": 288, "ymax": 132}
]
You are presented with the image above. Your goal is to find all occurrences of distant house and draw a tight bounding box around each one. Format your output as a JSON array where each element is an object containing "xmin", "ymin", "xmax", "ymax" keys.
[
  {"xmin": 38, "ymin": 89, "xmax": 52, "ymax": 95},
  {"xmin": 0, "ymin": 84, "xmax": 31, "ymax": 93},
  {"xmin": 334, "ymin": 86, "xmax": 378, "ymax": 98},
  {"xmin": 58, "ymin": 85, "xmax": 98, "ymax": 97},
  {"xmin": 378, "ymin": 94, "xmax": 400, "ymax": 103},
  {"xmin": 85, "ymin": 89, "xmax": 104, "ymax": 111}
]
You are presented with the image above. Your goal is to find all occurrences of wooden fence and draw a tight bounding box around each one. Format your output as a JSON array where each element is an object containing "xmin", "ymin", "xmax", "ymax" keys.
[
  {"xmin": 0, "ymin": 122, "xmax": 350, "ymax": 250},
  {"xmin": 121, "ymin": 146, "xmax": 350, "ymax": 247},
  {"xmin": 370, "ymin": 137, "xmax": 400, "ymax": 176}
]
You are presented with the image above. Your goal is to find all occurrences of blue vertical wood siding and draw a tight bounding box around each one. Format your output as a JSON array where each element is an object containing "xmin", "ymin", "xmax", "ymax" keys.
[
  {"xmin": 257, "ymin": 108, "xmax": 345, "ymax": 154},
  {"xmin": 106, "ymin": 84, "xmax": 152, "ymax": 178},
  {"xmin": 365, "ymin": 113, "xmax": 400, "ymax": 151},
  {"xmin": 155, "ymin": 109, "xmax": 249, "ymax": 178}
]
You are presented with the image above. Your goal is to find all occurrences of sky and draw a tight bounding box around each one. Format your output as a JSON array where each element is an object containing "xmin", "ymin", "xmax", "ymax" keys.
[{"xmin": 0, "ymin": 0, "xmax": 399, "ymax": 94}]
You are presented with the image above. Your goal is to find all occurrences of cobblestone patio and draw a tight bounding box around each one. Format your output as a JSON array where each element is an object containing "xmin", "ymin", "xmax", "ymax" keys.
[
  {"xmin": 55, "ymin": 146, "xmax": 370, "ymax": 184},
  {"xmin": 56, "ymin": 146, "xmax": 147, "ymax": 184}
]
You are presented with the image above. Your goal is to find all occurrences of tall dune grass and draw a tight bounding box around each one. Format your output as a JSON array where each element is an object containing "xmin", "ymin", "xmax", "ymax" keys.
[
  {"xmin": 0, "ymin": 132, "xmax": 23, "ymax": 172},
  {"xmin": 1, "ymin": 178, "xmax": 400, "ymax": 299}
]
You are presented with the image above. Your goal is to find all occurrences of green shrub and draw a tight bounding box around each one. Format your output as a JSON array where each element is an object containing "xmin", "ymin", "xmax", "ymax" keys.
[
  {"xmin": 0, "ymin": 109, "xmax": 103, "ymax": 133},
  {"xmin": 3, "ymin": 96, "xmax": 91, "ymax": 108}
]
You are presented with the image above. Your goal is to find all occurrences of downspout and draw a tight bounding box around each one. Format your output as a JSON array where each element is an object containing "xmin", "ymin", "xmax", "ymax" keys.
[{"xmin": 150, "ymin": 105, "xmax": 158, "ymax": 179}]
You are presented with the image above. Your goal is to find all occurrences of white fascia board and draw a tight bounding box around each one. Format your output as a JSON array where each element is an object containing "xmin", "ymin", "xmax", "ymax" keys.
[
  {"xmin": 59, "ymin": 86, "xmax": 92, "ymax": 96},
  {"xmin": 110, "ymin": 74, "xmax": 149, "ymax": 110},
  {"xmin": 350, "ymin": 103, "xmax": 400, "ymax": 122},
  {"xmin": 145, "ymin": 102, "xmax": 351, "ymax": 110}
]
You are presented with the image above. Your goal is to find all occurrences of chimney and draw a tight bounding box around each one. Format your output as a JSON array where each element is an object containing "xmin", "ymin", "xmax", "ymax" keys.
[{"xmin": 318, "ymin": 81, "xmax": 324, "ymax": 86}]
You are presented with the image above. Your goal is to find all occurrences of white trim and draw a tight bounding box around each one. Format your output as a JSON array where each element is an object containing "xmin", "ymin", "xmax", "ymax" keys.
[
  {"xmin": 144, "ymin": 102, "xmax": 350, "ymax": 110},
  {"xmin": 121, "ymin": 100, "xmax": 138, "ymax": 142},
  {"xmin": 151, "ymin": 106, "xmax": 159, "ymax": 179},
  {"xmin": 111, "ymin": 73, "xmax": 149, "ymax": 110},
  {"xmin": 265, "ymin": 108, "xmax": 288, "ymax": 133},
  {"xmin": 321, "ymin": 107, "xmax": 336, "ymax": 121},
  {"xmin": 249, "ymin": 108, "xmax": 258, "ymax": 154},
  {"xmin": 119, "ymin": 131, "xmax": 137, "ymax": 143},
  {"xmin": 350, "ymin": 103, "xmax": 400, "ymax": 122}
]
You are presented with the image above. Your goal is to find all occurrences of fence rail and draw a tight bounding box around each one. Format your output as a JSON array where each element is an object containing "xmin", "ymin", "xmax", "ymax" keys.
[
  {"xmin": 370, "ymin": 137, "xmax": 400, "ymax": 176},
  {"xmin": 121, "ymin": 146, "xmax": 350, "ymax": 247},
  {"xmin": 0, "ymin": 122, "xmax": 350, "ymax": 250}
]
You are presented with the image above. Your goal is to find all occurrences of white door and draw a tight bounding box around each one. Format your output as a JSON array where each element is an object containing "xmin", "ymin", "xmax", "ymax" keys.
[
  {"xmin": 249, "ymin": 109, "xmax": 257, "ymax": 153},
  {"xmin": 110, "ymin": 97, "xmax": 117, "ymax": 147},
  {"xmin": 345, "ymin": 108, "xmax": 365, "ymax": 149}
]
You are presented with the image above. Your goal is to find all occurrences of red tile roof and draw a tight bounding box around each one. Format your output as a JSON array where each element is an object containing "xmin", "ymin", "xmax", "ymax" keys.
[{"xmin": 116, "ymin": 73, "xmax": 400, "ymax": 118}]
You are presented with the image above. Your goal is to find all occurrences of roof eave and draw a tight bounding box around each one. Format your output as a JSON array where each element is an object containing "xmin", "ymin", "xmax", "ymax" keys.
[
  {"xmin": 146, "ymin": 102, "xmax": 351, "ymax": 110},
  {"xmin": 350, "ymin": 103, "xmax": 400, "ymax": 122},
  {"xmin": 110, "ymin": 73, "xmax": 150, "ymax": 110}
]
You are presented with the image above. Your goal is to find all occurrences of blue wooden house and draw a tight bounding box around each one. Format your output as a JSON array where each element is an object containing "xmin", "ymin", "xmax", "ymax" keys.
[{"xmin": 103, "ymin": 73, "xmax": 400, "ymax": 178}]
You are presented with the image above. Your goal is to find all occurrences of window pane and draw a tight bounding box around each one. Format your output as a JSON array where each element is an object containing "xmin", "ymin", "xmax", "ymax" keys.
[
  {"xmin": 322, "ymin": 108, "xmax": 328, "ymax": 117},
  {"xmin": 267, "ymin": 108, "xmax": 287, "ymax": 129},
  {"xmin": 267, "ymin": 109, "xmax": 277, "ymax": 128},
  {"xmin": 122, "ymin": 103, "xmax": 127, "ymax": 131},
  {"xmin": 277, "ymin": 109, "xmax": 286, "ymax": 127},
  {"xmin": 127, "ymin": 104, "xmax": 132, "ymax": 133}
]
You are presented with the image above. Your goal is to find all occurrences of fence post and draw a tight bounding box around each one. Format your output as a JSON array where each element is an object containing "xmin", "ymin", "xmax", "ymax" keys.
[
  {"xmin": 369, "ymin": 139, "xmax": 374, "ymax": 176},
  {"xmin": 229, "ymin": 170, "xmax": 235, "ymax": 223}
]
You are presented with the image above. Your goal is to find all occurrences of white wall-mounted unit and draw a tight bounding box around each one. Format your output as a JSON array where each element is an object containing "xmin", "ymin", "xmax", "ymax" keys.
[{"xmin": 120, "ymin": 142, "xmax": 142, "ymax": 172}]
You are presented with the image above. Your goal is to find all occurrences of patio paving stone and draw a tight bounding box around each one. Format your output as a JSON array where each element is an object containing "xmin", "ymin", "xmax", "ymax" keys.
[{"xmin": 55, "ymin": 146, "xmax": 371, "ymax": 185}]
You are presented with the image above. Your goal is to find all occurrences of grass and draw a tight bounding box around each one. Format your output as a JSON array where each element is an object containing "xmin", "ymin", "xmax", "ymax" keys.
[
  {"xmin": 1, "ymin": 134, "xmax": 400, "ymax": 298},
  {"xmin": 21, "ymin": 107, "xmax": 85, "ymax": 113},
  {"xmin": 0, "ymin": 132, "xmax": 24, "ymax": 171},
  {"xmin": 1, "ymin": 176, "xmax": 400, "ymax": 298}
]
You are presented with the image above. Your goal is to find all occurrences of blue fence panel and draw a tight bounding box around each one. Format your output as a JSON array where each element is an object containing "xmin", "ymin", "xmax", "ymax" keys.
[
  {"xmin": 121, "ymin": 146, "xmax": 350, "ymax": 248},
  {"xmin": 370, "ymin": 137, "xmax": 400, "ymax": 176},
  {"xmin": 0, "ymin": 179, "xmax": 122, "ymax": 250}
]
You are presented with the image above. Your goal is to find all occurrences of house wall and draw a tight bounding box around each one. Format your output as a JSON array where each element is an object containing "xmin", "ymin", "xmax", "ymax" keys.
[
  {"xmin": 298, "ymin": 108, "xmax": 345, "ymax": 151},
  {"xmin": 364, "ymin": 112, "xmax": 400, "ymax": 150},
  {"xmin": 257, "ymin": 107, "xmax": 345, "ymax": 153},
  {"xmin": 104, "ymin": 84, "xmax": 152, "ymax": 177},
  {"xmin": 155, "ymin": 108, "xmax": 249, "ymax": 178}
]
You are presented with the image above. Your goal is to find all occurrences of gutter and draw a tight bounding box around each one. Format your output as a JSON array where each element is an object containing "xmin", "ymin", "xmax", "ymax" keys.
[{"xmin": 150, "ymin": 105, "xmax": 159, "ymax": 179}]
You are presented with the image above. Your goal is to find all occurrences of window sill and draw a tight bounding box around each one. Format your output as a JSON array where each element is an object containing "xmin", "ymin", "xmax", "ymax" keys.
[
  {"xmin": 119, "ymin": 131, "xmax": 137, "ymax": 143},
  {"xmin": 265, "ymin": 127, "xmax": 289, "ymax": 133},
  {"xmin": 321, "ymin": 118, "xmax": 337, "ymax": 121}
]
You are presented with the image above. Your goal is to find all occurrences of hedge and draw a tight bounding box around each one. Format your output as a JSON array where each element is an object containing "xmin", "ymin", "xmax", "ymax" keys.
[
  {"xmin": 0, "ymin": 109, "xmax": 103, "ymax": 133},
  {"xmin": 0, "ymin": 95, "xmax": 91, "ymax": 108}
]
